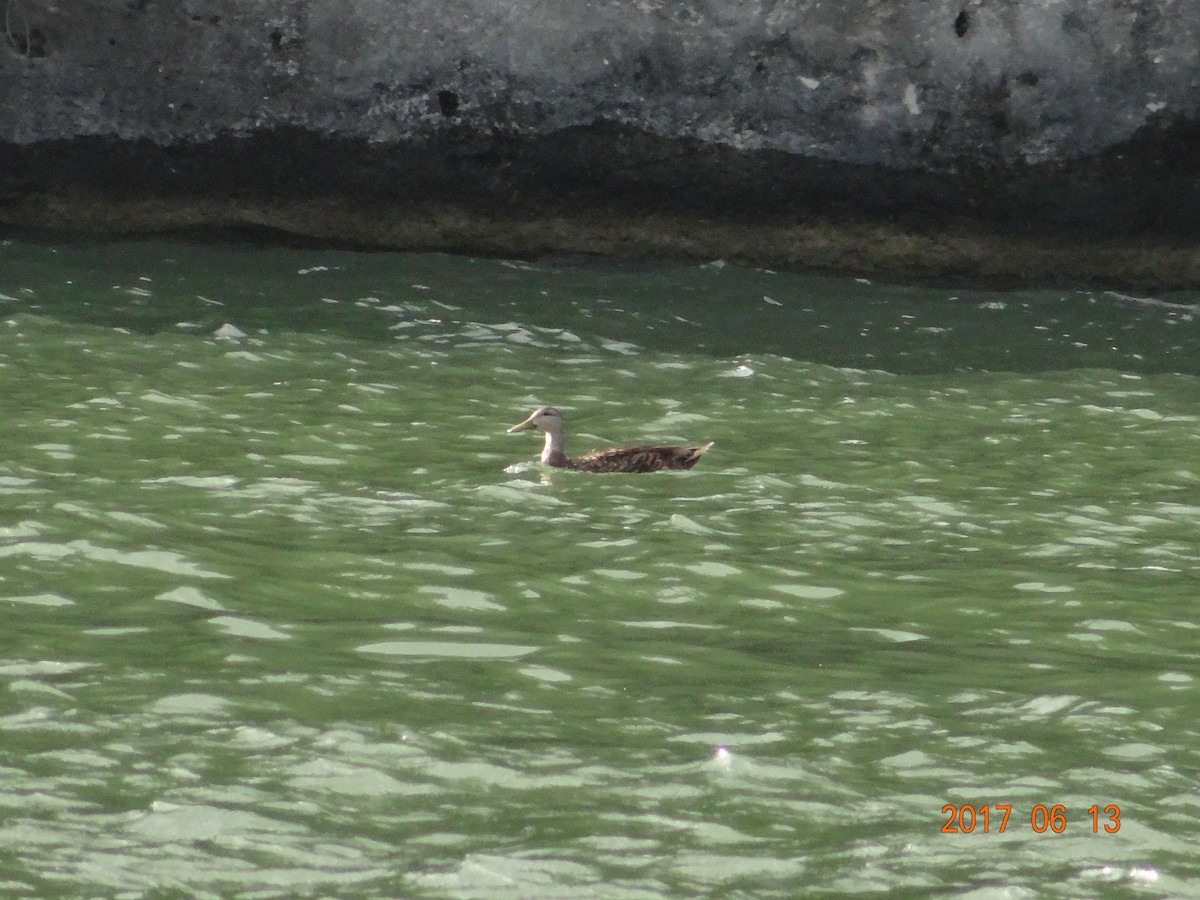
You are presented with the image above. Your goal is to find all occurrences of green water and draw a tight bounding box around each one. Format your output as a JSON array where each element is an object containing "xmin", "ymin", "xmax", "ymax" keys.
[{"xmin": 2, "ymin": 237, "xmax": 1198, "ymax": 897}]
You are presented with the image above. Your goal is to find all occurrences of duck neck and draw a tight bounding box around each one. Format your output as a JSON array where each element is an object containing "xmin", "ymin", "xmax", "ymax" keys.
[{"xmin": 541, "ymin": 427, "xmax": 566, "ymax": 465}]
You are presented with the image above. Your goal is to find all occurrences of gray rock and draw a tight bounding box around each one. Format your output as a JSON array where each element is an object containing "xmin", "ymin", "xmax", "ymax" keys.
[{"xmin": 2, "ymin": 0, "xmax": 1199, "ymax": 284}]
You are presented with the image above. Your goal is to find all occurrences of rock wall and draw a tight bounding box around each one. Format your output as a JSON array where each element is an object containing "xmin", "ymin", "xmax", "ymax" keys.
[{"xmin": 3, "ymin": 0, "xmax": 1199, "ymax": 284}]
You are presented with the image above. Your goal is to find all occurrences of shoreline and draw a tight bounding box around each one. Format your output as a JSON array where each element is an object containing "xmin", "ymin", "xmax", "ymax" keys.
[{"xmin": 3, "ymin": 190, "xmax": 1196, "ymax": 293}]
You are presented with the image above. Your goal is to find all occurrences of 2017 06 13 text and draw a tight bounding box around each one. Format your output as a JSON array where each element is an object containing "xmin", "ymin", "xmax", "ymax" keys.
[{"xmin": 940, "ymin": 804, "xmax": 1121, "ymax": 834}]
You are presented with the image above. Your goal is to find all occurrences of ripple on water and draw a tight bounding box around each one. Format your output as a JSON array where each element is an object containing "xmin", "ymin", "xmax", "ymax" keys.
[
  {"xmin": 156, "ymin": 586, "xmax": 225, "ymax": 611},
  {"xmin": 127, "ymin": 800, "xmax": 302, "ymax": 841},
  {"xmin": 287, "ymin": 759, "xmax": 426, "ymax": 797},
  {"xmin": 519, "ymin": 664, "xmax": 573, "ymax": 683},
  {"xmin": 4, "ymin": 593, "xmax": 74, "ymax": 607},
  {"xmin": 850, "ymin": 627, "xmax": 928, "ymax": 643},
  {"xmin": 682, "ymin": 561, "xmax": 741, "ymax": 577},
  {"xmin": 148, "ymin": 693, "xmax": 232, "ymax": 717},
  {"xmin": 1014, "ymin": 581, "xmax": 1074, "ymax": 593},
  {"xmin": 208, "ymin": 616, "xmax": 291, "ymax": 641},
  {"xmin": 145, "ymin": 474, "xmax": 241, "ymax": 490},
  {"xmin": 0, "ymin": 661, "xmax": 95, "ymax": 677},
  {"xmin": 771, "ymin": 584, "xmax": 845, "ymax": 600},
  {"xmin": 405, "ymin": 854, "xmax": 615, "ymax": 899},
  {"xmin": 356, "ymin": 641, "xmax": 540, "ymax": 659},
  {"xmin": 419, "ymin": 587, "xmax": 506, "ymax": 612},
  {"xmin": 665, "ymin": 513, "xmax": 717, "ymax": 534},
  {"xmin": 70, "ymin": 541, "xmax": 229, "ymax": 579}
]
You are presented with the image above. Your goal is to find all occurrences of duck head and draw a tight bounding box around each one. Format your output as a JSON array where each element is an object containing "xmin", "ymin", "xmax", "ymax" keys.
[{"xmin": 507, "ymin": 405, "xmax": 565, "ymax": 436}]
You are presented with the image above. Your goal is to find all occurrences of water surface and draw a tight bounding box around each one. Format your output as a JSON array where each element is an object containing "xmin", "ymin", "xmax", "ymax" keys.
[{"xmin": 2, "ymin": 238, "xmax": 1198, "ymax": 896}]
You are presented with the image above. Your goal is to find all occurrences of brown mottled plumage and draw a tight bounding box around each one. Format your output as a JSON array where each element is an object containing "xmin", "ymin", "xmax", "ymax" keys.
[{"xmin": 507, "ymin": 406, "xmax": 713, "ymax": 473}]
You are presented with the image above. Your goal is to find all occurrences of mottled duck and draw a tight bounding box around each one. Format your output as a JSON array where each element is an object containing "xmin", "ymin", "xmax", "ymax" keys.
[{"xmin": 507, "ymin": 406, "xmax": 713, "ymax": 473}]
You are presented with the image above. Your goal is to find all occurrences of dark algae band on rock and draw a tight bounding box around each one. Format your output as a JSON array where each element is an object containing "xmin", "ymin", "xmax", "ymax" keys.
[{"xmin": 2, "ymin": 1, "xmax": 1199, "ymax": 287}]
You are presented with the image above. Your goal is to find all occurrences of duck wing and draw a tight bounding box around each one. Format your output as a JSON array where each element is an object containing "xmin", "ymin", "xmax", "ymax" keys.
[{"xmin": 568, "ymin": 442, "xmax": 714, "ymax": 473}]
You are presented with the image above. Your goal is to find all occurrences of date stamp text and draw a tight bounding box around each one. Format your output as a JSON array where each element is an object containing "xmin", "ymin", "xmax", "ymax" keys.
[{"xmin": 941, "ymin": 804, "xmax": 1121, "ymax": 834}]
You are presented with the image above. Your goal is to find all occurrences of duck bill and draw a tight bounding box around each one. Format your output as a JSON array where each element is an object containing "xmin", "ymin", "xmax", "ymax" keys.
[{"xmin": 507, "ymin": 415, "xmax": 538, "ymax": 433}]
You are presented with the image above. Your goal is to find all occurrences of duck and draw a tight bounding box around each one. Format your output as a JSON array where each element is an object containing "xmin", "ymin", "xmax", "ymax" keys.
[{"xmin": 507, "ymin": 406, "xmax": 713, "ymax": 473}]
